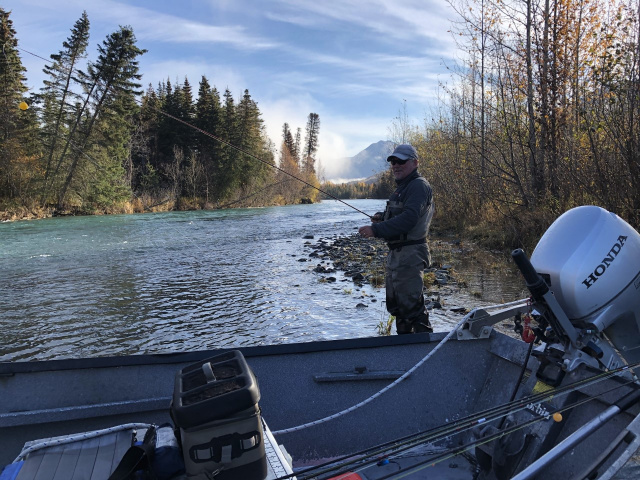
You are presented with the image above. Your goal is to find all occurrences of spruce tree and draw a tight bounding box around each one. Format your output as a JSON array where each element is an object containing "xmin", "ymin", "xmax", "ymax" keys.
[
  {"xmin": 0, "ymin": 8, "xmax": 38, "ymax": 200},
  {"xmin": 303, "ymin": 113, "xmax": 320, "ymax": 175},
  {"xmin": 56, "ymin": 25, "xmax": 145, "ymax": 209},
  {"xmin": 236, "ymin": 89, "xmax": 269, "ymax": 189},
  {"xmin": 39, "ymin": 11, "xmax": 90, "ymax": 204},
  {"xmin": 218, "ymin": 88, "xmax": 237, "ymax": 199},
  {"xmin": 195, "ymin": 76, "xmax": 222, "ymax": 203}
]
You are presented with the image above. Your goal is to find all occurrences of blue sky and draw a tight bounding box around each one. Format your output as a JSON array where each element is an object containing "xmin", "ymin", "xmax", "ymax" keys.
[{"xmin": 5, "ymin": 0, "xmax": 459, "ymax": 180}]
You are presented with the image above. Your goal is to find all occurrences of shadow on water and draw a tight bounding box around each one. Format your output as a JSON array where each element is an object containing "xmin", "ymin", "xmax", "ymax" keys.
[{"xmin": 0, "ymin": 200, "xmax": 528, "ymax": 361}]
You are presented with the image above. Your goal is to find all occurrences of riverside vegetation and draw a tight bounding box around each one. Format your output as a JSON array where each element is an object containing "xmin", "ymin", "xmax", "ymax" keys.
[{"xmin": 3, "ymin": 2, "xmax": 640, "ymax": 254}]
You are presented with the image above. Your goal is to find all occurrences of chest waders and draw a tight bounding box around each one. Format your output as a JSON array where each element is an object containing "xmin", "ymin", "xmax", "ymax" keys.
[{"xmin": 382, "ymin": 180, "xmax": 433, "ymax": 334}]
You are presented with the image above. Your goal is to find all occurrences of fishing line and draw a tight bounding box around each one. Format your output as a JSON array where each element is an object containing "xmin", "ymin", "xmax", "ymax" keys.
[
  {"xmin": 144, "ymin": 105, "xmax": 374, "ymax": 219},
  {"xmin": 279, "ymin": 360, "xmax": 640, "ymax": 480},
  {"xmin": 16, "ymin": 45, "xmax": 374, "ymax": 219}
]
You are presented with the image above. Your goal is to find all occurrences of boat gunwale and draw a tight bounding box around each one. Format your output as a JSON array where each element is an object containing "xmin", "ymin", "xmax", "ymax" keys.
[{"xmin": 0, "ymin": 331, "xmax": 454, "ymax": 374}]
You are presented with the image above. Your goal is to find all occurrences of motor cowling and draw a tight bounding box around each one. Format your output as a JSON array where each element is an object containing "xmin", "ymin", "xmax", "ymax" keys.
[{"xmin": 530, "ymin": 206, "xmax": 640, "ymax": 363}]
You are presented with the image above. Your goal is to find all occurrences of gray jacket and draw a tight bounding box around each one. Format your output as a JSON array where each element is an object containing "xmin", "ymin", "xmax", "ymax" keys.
[{"xmin": 372, "ymin": 169, "xmax": 433, "ymax": 246}]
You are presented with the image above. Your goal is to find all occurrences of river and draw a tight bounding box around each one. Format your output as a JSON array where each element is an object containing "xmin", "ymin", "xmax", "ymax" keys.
[{"xmin": 0, "ymin": 200, "xmax": 528, "ymax": 362}]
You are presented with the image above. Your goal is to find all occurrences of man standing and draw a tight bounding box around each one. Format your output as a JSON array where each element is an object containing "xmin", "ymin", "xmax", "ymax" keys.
[{"xmin": 358, "ymin": 144, "xmax": 434, "ymax": 334}]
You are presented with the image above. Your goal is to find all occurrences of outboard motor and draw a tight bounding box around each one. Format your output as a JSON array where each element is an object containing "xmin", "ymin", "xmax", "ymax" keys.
[
  {"xmin": 531, "ymin": 206, "xmax": 640, "ymax": 366},
  {"xmin": 473, "ymin": 206, "xmax": 640, "ymax": 480}
]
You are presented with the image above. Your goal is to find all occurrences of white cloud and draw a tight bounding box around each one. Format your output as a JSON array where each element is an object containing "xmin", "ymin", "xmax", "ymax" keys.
[{"xmin": 259, "ymin": 95, "xmax": 390, "ymax": 180}]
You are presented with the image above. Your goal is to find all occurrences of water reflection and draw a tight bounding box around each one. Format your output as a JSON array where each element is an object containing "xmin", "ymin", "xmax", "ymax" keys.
[{"xmin": 0, "ymin": 201, "xmax": 527, "ymax": 361}]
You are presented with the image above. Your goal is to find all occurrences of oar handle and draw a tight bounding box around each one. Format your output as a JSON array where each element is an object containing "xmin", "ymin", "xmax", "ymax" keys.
[{"xmin": 512, "ymin": 248, "xmax": 549, "ymax": 300}]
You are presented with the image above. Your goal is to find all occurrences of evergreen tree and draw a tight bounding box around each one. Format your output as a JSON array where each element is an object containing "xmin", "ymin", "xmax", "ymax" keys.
[
  {"xmin": 303, "ymin": 113, "xmax": 320, "ymax": 174},
  {"xmin": 0, "ymin": 8, "xmax": 38, "ymax": 201},
  {"xmin": 134, "ymin": 84, "xmax": 162, "ymax": 192},
  {"xmin": 282, "ymin": 123, "xmax": 296, "ymax": 159},
  {"xmin": 39, "ymin": 11, "xmax": 90, "ymax": 204},
  {"xmin": 217, "ymin": 88, "xmax": 237, "ymax": 199},
  {"xmin": 236, "ymin": 89, "xmax": 272, "ymax": 190},
  {"xmin": 301, "ymin": 113, "xmax": 320, "ymax": 201},
  {"xmin": 293, "ymin": 127, "xmax": 302, "ymax": 165},
  {"xmin": 56, "ymin": 25, "xmax": 145, "ymax": 209},
  {"xmin": 195, "ymin": 76, "xmax": 222, "ymax": 203}
]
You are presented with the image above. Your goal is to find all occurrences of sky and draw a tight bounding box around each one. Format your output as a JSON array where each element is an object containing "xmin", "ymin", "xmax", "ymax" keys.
[{"xmin": 5, "ymin": 0, "xmax": 460, "ymax": 181}]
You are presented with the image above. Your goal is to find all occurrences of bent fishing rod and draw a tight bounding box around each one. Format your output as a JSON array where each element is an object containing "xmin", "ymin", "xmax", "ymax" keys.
[
  {"xmin": 147, "ymin": 106, "xmax": 374, "ymax": 220},
  {"xmin": 16, "ymin": 45, "xmax": 374, "ymax": 220}
]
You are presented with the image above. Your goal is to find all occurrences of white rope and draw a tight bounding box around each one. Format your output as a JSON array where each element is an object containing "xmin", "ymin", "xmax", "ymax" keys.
[
  {"xmin": 272, "ymin": 298, "xmax": 530, "ymax": 436},
  {"xmin": 14, "ymin": 423, "xmax": 153, "ymax": 463}
]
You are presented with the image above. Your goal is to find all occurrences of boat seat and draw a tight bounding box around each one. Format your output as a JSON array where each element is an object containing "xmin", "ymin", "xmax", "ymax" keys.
[
  {"xmin": 14, "ymin": 429, "xmax": 133, "ymax": 480},
  {"xmin": 6, "ymin": 420, "xmax": 293, "ymax": 480}
]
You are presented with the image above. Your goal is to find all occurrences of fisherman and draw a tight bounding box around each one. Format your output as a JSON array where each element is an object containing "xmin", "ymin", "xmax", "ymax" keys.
[{"xmin": 358, "ymin": 144, "xmax": 434, "ymax": 334}]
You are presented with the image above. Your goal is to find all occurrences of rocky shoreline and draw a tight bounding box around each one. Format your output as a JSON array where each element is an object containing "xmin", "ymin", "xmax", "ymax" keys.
[{"xmin": 301, "ymin": 232, "xmax": 472, "ymax": 314}]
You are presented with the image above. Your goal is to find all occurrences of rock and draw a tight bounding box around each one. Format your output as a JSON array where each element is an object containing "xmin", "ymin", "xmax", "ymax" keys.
[
  {"xmin": 356, "ymin": 303, "xmax": 368, "ymax": 308},
  {"xmin": 427, "ymin": 301, "xmax": 442, "ymax": 310},
  {"xmin": 303, "ymin": 234, "xmax": 314, "ymax": 239}
]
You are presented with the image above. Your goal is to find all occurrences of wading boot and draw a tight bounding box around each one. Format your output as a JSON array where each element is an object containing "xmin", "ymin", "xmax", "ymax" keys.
[
  {"xmin": 412, "ymin": 312, "xmax": 433, "ymax": 333},
  {"xmin": 396, "ymin": 318, "xmax": 414, "ymax": 334}
]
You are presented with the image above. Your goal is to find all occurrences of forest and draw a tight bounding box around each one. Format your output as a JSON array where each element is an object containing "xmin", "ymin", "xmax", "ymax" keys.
[
  {"xmin": 404, "ymin": 0, "xmax": 640, "ymax": 248},
  {"xmin": 2, "ymin": 0, "xmax": 640, "ymax": 251},
  {"xmin": 0, "ymin": 9, "xmax": 321, "ymax": 220}
]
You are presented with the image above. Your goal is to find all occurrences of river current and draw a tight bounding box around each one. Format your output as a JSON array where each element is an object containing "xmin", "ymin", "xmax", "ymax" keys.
[{"xmin": 0, "ymin": 200, "xmax": 527, "ymax": 362}]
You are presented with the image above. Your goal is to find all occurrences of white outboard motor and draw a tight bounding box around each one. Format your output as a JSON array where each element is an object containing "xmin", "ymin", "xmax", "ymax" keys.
[{"xmin": 531, "ymin": 206, "xmax": 640, "ymax": 364}]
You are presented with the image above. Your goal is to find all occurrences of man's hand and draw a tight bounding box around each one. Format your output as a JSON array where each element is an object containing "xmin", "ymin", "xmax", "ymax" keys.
[
  {"xmin": 359, "ymin": 226, "xmax": 375, "ymax": 238},
  {"xmin": 372, "ymin": 212, "xmax": 384, "ymax": 223}
]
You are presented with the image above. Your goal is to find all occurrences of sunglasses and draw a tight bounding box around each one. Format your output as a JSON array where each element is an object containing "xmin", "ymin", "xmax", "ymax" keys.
[{"xmin": 389, "ymin": 158, "xmax": 409, "ymax": 166}]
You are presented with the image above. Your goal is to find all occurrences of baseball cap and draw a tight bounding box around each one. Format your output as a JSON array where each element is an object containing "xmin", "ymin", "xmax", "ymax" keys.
[{"xmin": 387, "ymin": 144, "xmax": 418, "ymax": 162}]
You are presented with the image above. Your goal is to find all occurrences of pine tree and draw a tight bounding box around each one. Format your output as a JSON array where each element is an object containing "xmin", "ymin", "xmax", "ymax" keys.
[
  {"xmin": 133, "ymin": 84, "xmax": 162, "ymax": 193},
  {"xmin": 217, "ymin": 88, "xmax": 237, "ymax": 199},
  {"xmin": 236, "ymin": 89, "xmax": 271, "ymax": 189},
  {"xmin": 195, "ymin": 76, "xmax": 222, "ymax": 203},
  {"xmin": 0, "ymin": 8, "xmax": 38, "ymax": 201},
  {"xmin": 39, "ymin": 11, "xmax": 90, "ymax": 204},
  {"xmin": 56, "ymin": 25, "xmax": 145, "ymax": 209},
  {"xmin": 301, "ymin": 113, "xmax": 320, "ymax": 202},
  {"xmin": 303, "ymin": 113, "xmax": 320, "ymax": 175},
  {"xmin": 282, "ymin": 123, "xmax": 295, "ymax": 160}
]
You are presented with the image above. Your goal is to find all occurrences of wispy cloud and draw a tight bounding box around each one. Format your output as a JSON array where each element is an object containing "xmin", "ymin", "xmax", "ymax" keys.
[{"xmin": 7, "ymin": 0, "xmax": 462, "ymax": 173}]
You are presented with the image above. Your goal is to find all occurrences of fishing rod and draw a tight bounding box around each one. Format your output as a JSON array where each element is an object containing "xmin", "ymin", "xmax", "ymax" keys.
[
  {"xmin": 376, "ymin": 379, "xmax": 640, "ymax": 480},
  {"xmin": 215, "ymin": 180, "xmax": 288, "ymax": 209},
  {"xmin": 16, "ymin": 45, "xmax": 374, "ymax": 220},
  {"xmin": 281, "ymin": 360, "xmax": 640, "ymax": 480},
  {"xmin": 146, "ymin": 105, "xmax": 374, "ymax": 219},
  {"xmin": 300, "ymin": 377, "xmax": 640, "ymax": 480}
]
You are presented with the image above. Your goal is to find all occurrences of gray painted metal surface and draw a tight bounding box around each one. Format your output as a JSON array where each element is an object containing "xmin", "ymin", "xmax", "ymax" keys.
[{"xmin": 1, "ymin": 332, "xmax": 639, "ymax": 479}]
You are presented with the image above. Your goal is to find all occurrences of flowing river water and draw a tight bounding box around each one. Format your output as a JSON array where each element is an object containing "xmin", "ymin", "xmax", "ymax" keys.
[{"xmin": 0, "ymin": 200, "xmax": 528, "ymax": 362}]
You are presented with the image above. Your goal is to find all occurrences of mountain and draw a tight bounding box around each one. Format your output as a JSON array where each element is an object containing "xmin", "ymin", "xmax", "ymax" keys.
[{"xmin": 326, "ymin": 140, "xmax": 393, "ymax": 183}]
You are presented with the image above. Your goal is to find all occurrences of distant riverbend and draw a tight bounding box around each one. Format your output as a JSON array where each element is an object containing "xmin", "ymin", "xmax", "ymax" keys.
[{"xmin": 0, "ymin": 200, "xmax": 526, "ymax": 362}]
